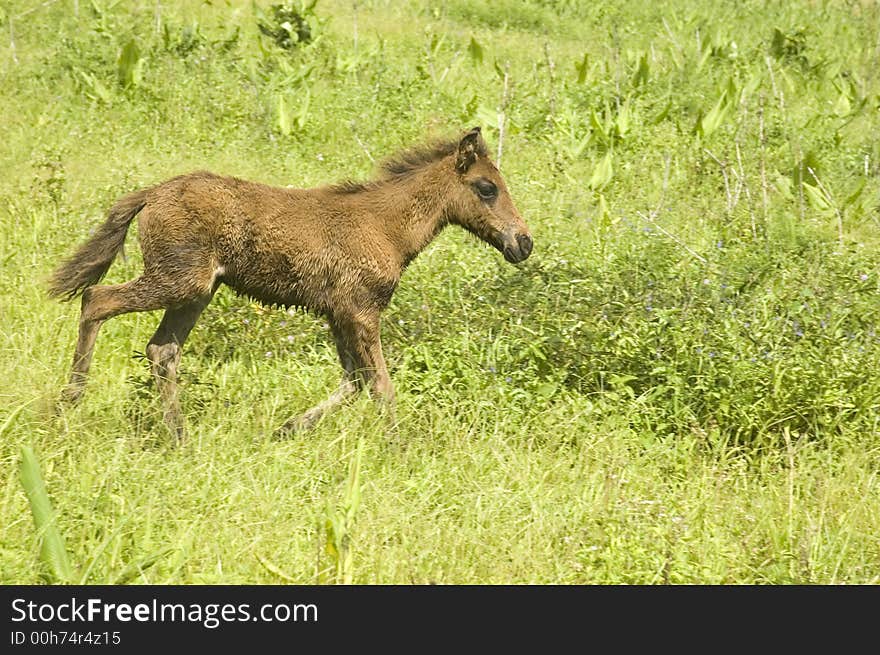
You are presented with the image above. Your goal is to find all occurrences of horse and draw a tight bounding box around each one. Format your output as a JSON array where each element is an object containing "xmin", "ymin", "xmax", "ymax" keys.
[{"xmin": 48, "ymin": 127, "xmax": 533, "ymax": 438}]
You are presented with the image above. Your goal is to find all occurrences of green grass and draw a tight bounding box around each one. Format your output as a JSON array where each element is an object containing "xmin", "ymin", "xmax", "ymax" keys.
[{"xmin": 1, "ymin": 0, "xmax": 879, "ymax": 584}]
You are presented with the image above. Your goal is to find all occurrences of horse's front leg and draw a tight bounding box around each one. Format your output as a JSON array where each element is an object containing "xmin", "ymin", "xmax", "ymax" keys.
[{"xmin": 361, "ymin": 328, "xmax": 396, "ymax": 425}]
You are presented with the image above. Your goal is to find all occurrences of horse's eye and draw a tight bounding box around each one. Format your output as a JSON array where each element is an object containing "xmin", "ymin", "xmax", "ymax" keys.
[{"xmin": 474, "ymin": 179, "xmax": 498, "ymax": 200}]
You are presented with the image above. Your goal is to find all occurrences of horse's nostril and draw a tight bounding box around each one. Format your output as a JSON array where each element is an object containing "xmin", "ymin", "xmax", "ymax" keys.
[{"xmin": 518, "ymin": 234, "xmax": 533, "ymax": 258}]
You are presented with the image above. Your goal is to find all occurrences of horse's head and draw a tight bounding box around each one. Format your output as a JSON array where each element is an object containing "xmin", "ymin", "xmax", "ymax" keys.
[{"xmin": 447, "ymin": 127, "xmax": 533, "ymax": 264}]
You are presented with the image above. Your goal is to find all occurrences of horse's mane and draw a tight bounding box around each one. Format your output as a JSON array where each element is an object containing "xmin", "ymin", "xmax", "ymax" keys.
[{"xmin": 330, "ymin": 133, "xmax": 489, "ymax": 194}]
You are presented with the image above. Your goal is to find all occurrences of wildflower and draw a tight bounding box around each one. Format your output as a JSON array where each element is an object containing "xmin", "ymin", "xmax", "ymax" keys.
[
  {"xmin": 859, "ymin": 273, "xmax": 869, "ymax": 281},
  {"xmin": 265, "ymin": 351, "xmax": 273, "ymax": 358},
  {"xmin": 286, "ymin": 335, "xmax": 296, "ymax": 343}
]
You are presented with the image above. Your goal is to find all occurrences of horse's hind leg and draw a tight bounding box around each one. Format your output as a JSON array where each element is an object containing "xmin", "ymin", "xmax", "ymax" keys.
[
  {"xmin": 278, "ymin": 318, "xmax": 362, "ymax": 435},
  {"xmin": 61, "ymin": 276, "xmax": 171, "ymax": 404},
  {"xmin": 61, "ymin": 293, "xmax": 105, "ymax": 404},
  {"xmin": 146, "ymin": 295, "xmax": 212, "ymax": 440},
  {"xmin": 278, "ymin": 313, "xmax": 394, "ymax": 434}
]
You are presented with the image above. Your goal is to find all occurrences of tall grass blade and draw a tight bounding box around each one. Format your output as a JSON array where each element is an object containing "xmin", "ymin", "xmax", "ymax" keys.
[
  {"xmin": 19, "ymin": 446, "xmax": 74, "ymax": 584},
  {"xmin": 110, "ymin": 547, "xmax": 175, "ymax": 584},
  {"xmin": 323, "ymin": 438, "xmax": 365, "ymax": 584}
]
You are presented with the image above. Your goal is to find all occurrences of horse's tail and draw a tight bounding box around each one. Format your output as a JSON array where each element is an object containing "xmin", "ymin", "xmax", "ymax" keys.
[{"xmin": 48, "ymin": 189, "xmax": 148, "ymax": 300}]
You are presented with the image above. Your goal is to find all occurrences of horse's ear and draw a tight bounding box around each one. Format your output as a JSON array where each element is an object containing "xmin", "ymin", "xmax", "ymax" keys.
[{"xmin": 455, "ymin": 127, "xmax": 482, "ymax": 173}]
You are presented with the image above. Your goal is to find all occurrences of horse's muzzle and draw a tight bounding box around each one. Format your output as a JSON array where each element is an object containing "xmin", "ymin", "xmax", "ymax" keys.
[{"xmin": 503, "ymin": 233, "xmax": 533, "ymax": 264}]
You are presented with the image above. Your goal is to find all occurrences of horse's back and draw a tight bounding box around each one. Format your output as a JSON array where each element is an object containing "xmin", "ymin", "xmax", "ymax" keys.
[{"xmin": 133, "ymin": 170, "xmax": 391, "ymax": 313}]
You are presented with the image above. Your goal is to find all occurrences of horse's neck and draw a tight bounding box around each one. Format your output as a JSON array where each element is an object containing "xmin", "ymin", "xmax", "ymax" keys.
[{"xmin": 381, "ymin": 168, "xmax": 452, "ymax": 267}]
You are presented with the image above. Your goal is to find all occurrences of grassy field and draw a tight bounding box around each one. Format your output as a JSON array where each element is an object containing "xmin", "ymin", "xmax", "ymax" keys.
[{"xmin": 1, "ymin": 0, "xmax": 879, "ymax": 584}]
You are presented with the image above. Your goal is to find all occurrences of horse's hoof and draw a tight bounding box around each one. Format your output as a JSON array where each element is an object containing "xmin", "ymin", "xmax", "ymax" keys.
[
  {"xmin": 59, "ymin": 387, "xmax": 83, "ymax": 406},
  {"xmin": 55, "ymin": 388, "xmax": 82, "ymax": 415},
  {"xmin": 274, "ymin": 414, "xmax": 317, "ymax": 438},
  {"xmin": 273, "ymin": 420, "xmax": 299, "ymax": 439}
]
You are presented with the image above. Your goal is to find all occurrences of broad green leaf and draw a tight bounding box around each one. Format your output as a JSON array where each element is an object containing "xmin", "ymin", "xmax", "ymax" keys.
[
  {"xmin": 742, "ymin": 72, "xmax": 762, "ymax": 100},
  {"xmin": 696, "ymin": 42, "xmax": 712, "ymax": 72},
  {"xmin": 770, "ymin": 28, "xmax": 787, "ymax": 59},
  {"xmin": 803, "ymin": 182, "xmax": 833, "ymax": 213},
  {"xmin": 725, "ymin": 77, "xmax": 739, "ymax": 104},
  {"xmin": 698, "ymin": 89, "xmax": 730, "ymax": 138},
  {"xmin": 463, "ymin": 93, "xmax": 479, "ymax": 119},
  {"xmin": 843, "ymin": 179, "xmax": 866, "ymax": 208},
  {"xmin": 575, "ymin": 53, "xmax": 589, "ymax": 83},
  {"xmin": 468, "ymin": 36, "xmax": 483, "ymax": 65},
  {"xmin": 568, "ymin": 132, "xmax": 591, "ymax": 159},
  {"xmin": 536, "ymin": 382, "xmax": 557, "ymax": 399},
  {"xmin": 652, "ymin": 98, "xmax": 672, "ymax": 124},
  {"xmin": 476, "ymin": 104, "xmax": 498, "ymax": 131},
  {"xmin": 614, "ymin": 101, "xmax": 631, "ymax": 139},
  {"xmin": 597, "ymin": 193, "xmax": 613, "ymax": 228},
  {"xmin": 833, "ymin": 93, "xmax": 851, "ymax": 117},
  {"xmin": 632, "ymin": 52, "xmax": 649, "ymax": 88},
  {"xmin": 78, "ymin": 70, "xmax": 112, "ymax": 104},
  {"xmin": 772, "ymin": 171, "xmax": 794, "ymax": 200},
  {"xmin": 117, "ymin": 39, "xmax": 142, "ymax": 88},
  {"xmin": 589, "ymin": 151, "xmax": 614, "ymax": 190},
  {"xmin": 277, "ymin": 95, "xmax": 291, "ymax": 135},
  {"xmin": 295, "ymin": 88, "xmax": 311, "ymax": 130},
  {"xmin": 590, "ymin": 109, "xmax": 608, "ymax": 143}
]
